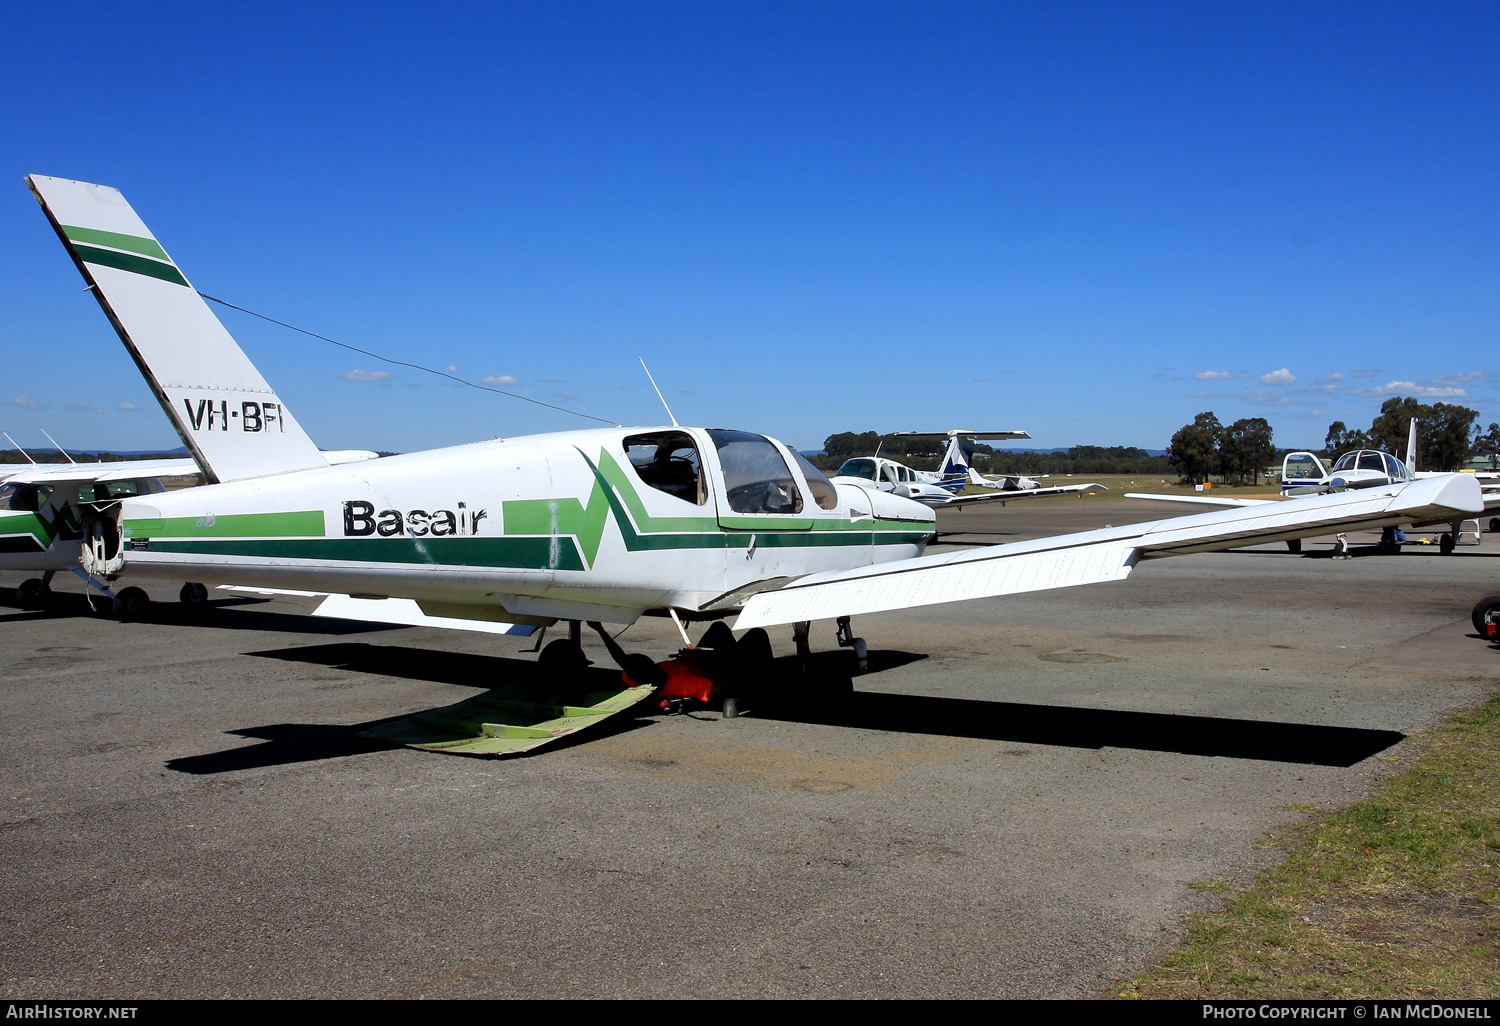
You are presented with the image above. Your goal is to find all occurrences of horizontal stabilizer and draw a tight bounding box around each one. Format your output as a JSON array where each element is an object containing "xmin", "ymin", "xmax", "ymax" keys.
[
  {"xmin": 27, "ymin": 175, "xmax": 327, "ymax": 484},
  {"xmin": 734, "ymin": 473, "xmax": 1481, "ymax": 628}
]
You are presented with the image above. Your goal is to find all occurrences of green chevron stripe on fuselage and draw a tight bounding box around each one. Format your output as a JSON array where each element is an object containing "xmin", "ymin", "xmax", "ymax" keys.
[{"xmin": 0, "ymin": 508, "xmax": 79, "ymax": 551}]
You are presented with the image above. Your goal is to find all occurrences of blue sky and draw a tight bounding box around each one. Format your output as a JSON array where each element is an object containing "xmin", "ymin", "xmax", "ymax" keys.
[{"xmin": 2, "ymin": 1, "xmax": 1495, "ymax": 454}]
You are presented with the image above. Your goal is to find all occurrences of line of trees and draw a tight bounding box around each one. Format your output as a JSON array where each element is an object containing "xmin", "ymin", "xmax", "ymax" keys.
[
  {"xmin": 1323, "ymin": 397, "xmax": 1479, "ymax": 472},
  {"xmin": 1167, "ymin": 413, "xmax": 1276, "ymax": 485}
]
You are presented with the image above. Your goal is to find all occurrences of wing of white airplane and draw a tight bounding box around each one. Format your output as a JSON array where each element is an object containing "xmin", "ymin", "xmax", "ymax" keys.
[
  {"xmin": 940, "ymin": 482, "xmax": 1109, "ymax": 507},
  {"xmin": 27, "ymin": 175, "xmax": 328, "ymax": 484},
  {"xmin": 733, "ymin": 473, "xmax": 1481, "ymax": 629},
  {"xmin": 1, "ymin": 458, "xmax": 201, "ymax": 486},
  {"xmin": 1122, "ymin": 492, "xmax": 1277, "ymax": 509}
]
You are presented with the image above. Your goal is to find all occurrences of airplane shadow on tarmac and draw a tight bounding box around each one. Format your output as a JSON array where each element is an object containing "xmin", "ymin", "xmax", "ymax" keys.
[
  {"xmin": 0, "ymin": 588, "xmax": 404, "ymax": 635},
  {"xmin": 168, "ymin": 643, "xmax": 655, "ymax": 774},
  {"xmin": 165, "ymin": 642, "xmax": 1403, "ymax": 774}
]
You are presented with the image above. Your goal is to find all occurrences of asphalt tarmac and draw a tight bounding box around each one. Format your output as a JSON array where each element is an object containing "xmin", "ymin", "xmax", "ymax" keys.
[{"xmin": 1, "ymin": 497, "xmax": 1496, "ymax": 998}]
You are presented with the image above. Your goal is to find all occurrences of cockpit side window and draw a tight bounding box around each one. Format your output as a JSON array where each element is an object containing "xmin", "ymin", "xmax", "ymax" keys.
[
  {"xmin": 623, "ymin": 431, "xmax": 706, "ymax": 505},
  {"xmin": 794, "ymin": 452, "xmax": 840, "ymax": 511},
  {"xmin": 880, "ymin": 464, "xmax": 899, "ymax": 485},
  {"xmin": 1358, "ymin": 451, "xmax": 1385, "ymax": 472},
  {"xmin": 835, "ymin": 458, "xmax": 876, "ymax": 480},
  {"xmin": 0, "ymin": 483, "xmax": 52, "ymax": 512},
  {"xmin": 707, "ymin": 429, "xmax": 804, "ymax": 514},
  {"xmin": 1332, "ymin": 452, "xmax": 1357, "ymax": 472}
]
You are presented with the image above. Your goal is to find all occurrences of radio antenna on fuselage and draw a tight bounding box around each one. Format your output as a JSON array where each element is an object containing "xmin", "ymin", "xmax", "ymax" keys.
[
  {"xmin": 2, "ymin": 431, "xmax": 36, "ymax": 464},
  {"xmin": 39, "ymin": 429, "xmax": 76, "ymax": 464},
  {"xmin": 639, "ymin": 358, "xmax": 679, "ymax": 427}
]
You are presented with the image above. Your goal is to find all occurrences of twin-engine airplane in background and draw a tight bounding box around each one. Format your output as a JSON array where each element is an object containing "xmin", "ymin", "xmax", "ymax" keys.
[
  {"xmin": 23, "ymin": 175, "xmax": 1483, "ymax": 684},
  {"xmin": 831, "ymin": 430, "xmax": 1107, "ymax": 508}
]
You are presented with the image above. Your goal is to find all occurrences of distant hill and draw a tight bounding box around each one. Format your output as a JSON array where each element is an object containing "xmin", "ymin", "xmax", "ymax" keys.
[{"xmin": 2, "ymin": 446, "xmax": 190, "ymax": 465}]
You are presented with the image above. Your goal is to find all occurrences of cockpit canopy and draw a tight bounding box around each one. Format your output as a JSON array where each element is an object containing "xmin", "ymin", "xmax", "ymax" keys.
[
  {"xmin": 1330, "ymin": 449, "xmax": 1413, "ymax": 481},
  {"xmin": 835, "ymin": 458, "xmax": 877, "ymax": 481}
]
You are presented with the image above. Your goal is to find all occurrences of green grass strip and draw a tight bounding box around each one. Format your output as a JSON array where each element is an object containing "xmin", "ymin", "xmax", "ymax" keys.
[{"xmin": 1120, "ymin": 691, "xmax": 1500, "ymax": 1000}]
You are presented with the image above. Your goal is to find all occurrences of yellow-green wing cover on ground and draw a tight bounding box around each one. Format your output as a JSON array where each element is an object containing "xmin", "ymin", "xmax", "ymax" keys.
[{"xmin": 364, "ymin": 678, "xmax": 657, "ymax": 756}]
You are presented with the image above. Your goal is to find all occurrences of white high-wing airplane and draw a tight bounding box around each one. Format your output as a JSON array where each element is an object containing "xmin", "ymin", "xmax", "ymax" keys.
[
  {"xmin": 1, "ymin": 434, "xmax": 379, "ymax": 610},
  {"xmin": 830, "ymin": 431, "xmax": 1107, "ymax": 508},
  {"xmin": 1, "ymin": 450, "xmax": 200, "ymax": 608},
  {"xmin": 26, "ymin": 175, "xmax": 1482, "ymax": 685}
]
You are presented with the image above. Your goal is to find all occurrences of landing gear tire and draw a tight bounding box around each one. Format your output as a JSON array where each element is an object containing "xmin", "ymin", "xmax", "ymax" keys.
[
  {"xmin": 1441, "ymin": 532, "xmax": 1457, "ymax": 555},
  {"xmin": 112, "ymin": 587, "xmax": 150, "ymax": 621},
  {"xmin": 1286, "ymin": 539, "xmax": 1302, "ymax": 554},
  {"xmin": 179, "ymin": 582, "xmax": 210, "ymax": 612},
  {"xmin": 1490, "ymin": 518, "xmax": 1500, "ymax": 534},
  {"xmin": 1471, "ymin": 596, "xmax": 1500, "ymax": 637},
  {"xmin": 18, "ymin": 578, "xmax": 51, "ymax": 610}
]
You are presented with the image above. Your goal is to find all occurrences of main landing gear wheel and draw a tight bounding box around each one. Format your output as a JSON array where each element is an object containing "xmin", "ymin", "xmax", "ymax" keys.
[
  {"xmin": 112, "ymin": 587, "xmax": 150, "ymax": 621},
  {"xmin": 1285, "ymin": 539, "xmax": 1302, "ymax": 554},
  {"xmin": 179, "ymin": 582, "xmax": 210, "ymax": 612},
  {"xmin": 1471, "ymin": 596, "xmax": 1500, "ymax": 637},
  {"xmin": 1440, "ymin": 532, "xmax": 1457, "ymax": 555},
  {"xmin": 1490, "ymin": 518, "xmax": 1500, "ymax": 534},
  {"xmin": 18, "ymin": 578, "xmax": 51, "ymax": 610},
  {"xmin": 835, "ymin": 615, "xmax": 868, "ymax": 674}
]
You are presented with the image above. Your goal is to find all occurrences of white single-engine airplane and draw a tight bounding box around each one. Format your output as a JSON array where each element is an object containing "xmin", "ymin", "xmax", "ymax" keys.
[
  {"xmin": 25, "ymin": 175, "xmax": 1483, "ymax": 696},
  {"xmin": 831, "ymin": 431, "xmax": 1107, "ymax": 508}
]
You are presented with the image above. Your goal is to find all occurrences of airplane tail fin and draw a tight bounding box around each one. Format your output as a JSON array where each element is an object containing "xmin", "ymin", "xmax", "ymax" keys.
[
  {"xmin": 967, "ymin": 466, "xmax": 990, "ymax": 487},
  {"xmin": 1407, "ymin": 418, "xmax": 1419, "ymax": 473},
  {"xmin": 26, "ymin": 175, "xmax": 327, "ymax": 484},
  {"xmin": 938, "ymin": 435, "xmax": 974, "ymax": 477}
]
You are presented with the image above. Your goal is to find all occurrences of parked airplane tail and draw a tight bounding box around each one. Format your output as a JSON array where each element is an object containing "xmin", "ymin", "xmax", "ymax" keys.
[
  {"xmin": 1407, "ymin": 418, "xmax": 1418, "ymax": 473},
  {"xmin": 938, "ymin": 435, "xmax": 975, "ymax": 478},
  {"xmin": 26, "ymin": 175, "xmax": 327, "ymax": 484}
]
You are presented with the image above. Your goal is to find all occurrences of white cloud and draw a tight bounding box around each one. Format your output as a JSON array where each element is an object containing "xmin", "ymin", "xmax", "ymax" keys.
[
  {"xmin": 1353, "ymin": 380, "xmax": 1469, "ymax": 399},
  {"xmin": 1259, "ymin": 368, "xmax": 1297, "ymax": 386},
  {"xmin": 481, "ymin": 375, "xmax": 519, "ymax": 386},
  {"xmin": 1195, "ymin": 371, "xmax": 1232, "ymax": 380},
  {"xmin": 446, "ymin": 365, "xmax": 458, "ymax": 373},
  {"xmin": 1430, "ymin": 371, "xmax": 1484, "ymax": 386},
  {"xmin": 118, "ymin": 402, "xmax": 139, "ymax": 411},
  {"xmin": 1316, "ymin": 372, "xmax": 1344, "ymax": 383},
  {"xmin": 11, "ymin": 396, "xmax": 38, "ymax": 409},
  {"xmin": 342, "ymin": 369, "xmax": 392, "ymax": 382}
]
